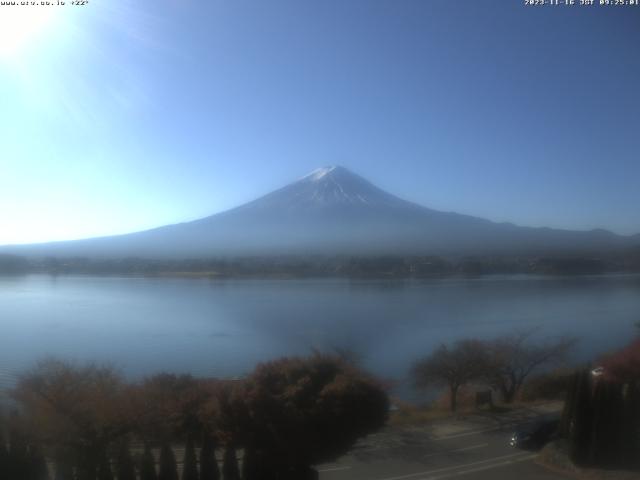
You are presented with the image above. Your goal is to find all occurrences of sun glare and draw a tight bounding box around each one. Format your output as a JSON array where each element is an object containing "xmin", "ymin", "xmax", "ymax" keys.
[{"xmin": 0, "ymin": 7, "xmax": 59, "ymax": 58}]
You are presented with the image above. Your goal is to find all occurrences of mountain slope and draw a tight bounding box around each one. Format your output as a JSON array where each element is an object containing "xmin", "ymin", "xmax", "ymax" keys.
[{"xmin": 3, "ymin": 166, "xmax": 637, "ymax": 258}]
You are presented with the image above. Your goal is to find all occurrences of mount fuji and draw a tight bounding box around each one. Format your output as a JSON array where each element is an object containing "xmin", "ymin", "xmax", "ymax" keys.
[{"xmin": 4, "ymin": 166, "xmax": 638, "ymax": 258}]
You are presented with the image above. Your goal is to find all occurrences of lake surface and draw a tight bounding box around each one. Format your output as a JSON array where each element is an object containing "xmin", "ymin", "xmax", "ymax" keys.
[{"xmin": 1, "ymin": 274, "xmax": 639, "ymax": 400}]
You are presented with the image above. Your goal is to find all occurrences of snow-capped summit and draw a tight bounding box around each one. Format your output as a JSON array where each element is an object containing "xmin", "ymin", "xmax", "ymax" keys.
[
  {"xmin": 239, "ymin": 165, "xmax": 411, "ymax": 211},
  {"xmin": 302, "ymin": 165, "xmax": 339, "ymax": 181},
  {"xmin": 3, "ymin": 166, "xmax": 635, "ymax": 258}
]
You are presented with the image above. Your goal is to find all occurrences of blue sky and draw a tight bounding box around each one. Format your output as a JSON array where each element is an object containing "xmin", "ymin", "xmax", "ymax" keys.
[{"xmin": 1, "ymin": 0, "xmax": 639, "ymax": 244}]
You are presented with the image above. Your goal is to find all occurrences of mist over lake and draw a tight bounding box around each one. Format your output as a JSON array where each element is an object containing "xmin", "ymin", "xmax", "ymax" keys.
[{"xmin": 1, "ymin": 274, "xmax": 638, "ymax": 400}]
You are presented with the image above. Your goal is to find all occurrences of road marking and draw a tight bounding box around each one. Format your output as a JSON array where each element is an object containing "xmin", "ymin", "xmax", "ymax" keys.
[
  {"xmin": 424, "ymin": 454, "xmax": 537, "ymax": 479},
  {"xmin": 321, "ymin": 444, "xmax": 490, "ymax": 474},
  {"xmin": 432, "ymin": 427, "xmax": 502, "ymax": 440},
  {"xmin": 317, "ymin": 466, "xmax": 352, "ymax": 472},
  {"xmin": 373, "ymin": 451, "xmax": 533, "ymax": 480},
  {"xmin": 421, "ymin": 443, "xmax": 488, "ymax": 459},
  {"xmin": 353, "ymin": 434, "xmax": 494, "ymax": 454}
]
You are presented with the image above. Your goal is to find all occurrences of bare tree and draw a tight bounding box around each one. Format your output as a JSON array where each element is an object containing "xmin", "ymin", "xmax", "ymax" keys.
[
  {"xmin": 483, "ymin": 330, "xmax": 576, "ymax": 403},
  {"xmin": 411, "ymin": 340, "xmax": 488, "ymax": 412}
]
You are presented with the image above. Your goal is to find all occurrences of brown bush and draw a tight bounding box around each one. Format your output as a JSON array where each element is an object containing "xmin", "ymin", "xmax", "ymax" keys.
[{"xmin": 520, "ymin": 370, "xmax": 573, "ymax": 402}]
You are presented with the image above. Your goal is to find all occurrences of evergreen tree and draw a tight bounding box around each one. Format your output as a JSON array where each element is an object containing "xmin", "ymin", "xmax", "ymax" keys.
[
  {"xmin": 139, "ymin": 445, "xmax": 157, "ymax": 480},
  {"xmin": 607, "ymin": 382, "xmax": 625, "ymax": 466},
  {"xmin": 53, "ymin": 449, "xmax": 74, "ymax": 480},
  {"xmin": 76, "ymin": 447, "xmax": 98, "ymax": 480},
  {"xmin": 8, "ymin": 428, "xmax": 30, "ymax": 480},
  {"xmin": 182, "ymin": 438, "xmax": 198, "ymax": 480},
  {"xmin": 97, "ymin": 450, "xmax": 113, "ymax": 480},
  {"xmin": 624, "ymin": 381, "xmax": 640, "ymax": 468},
  {"xmin": 54, "ymin": 461, "xmax": 74, "ymax": 480},
  {"xmin": 157, "ymin": 444, "xmax": 178, "ymax": 480},
  {"xmin": 562, "ymin": 370, "xmax": 640, "ymax": 469},
  {"xmin": 559, "ymin": 372, "xmax": 578, "ymax": 438},
  {"xmin": 198, "ymin": 436, "xmax": 219, "ymax": 480},
  {"xmin": 589, "ymin": 381, "xmax": 625, "ymax": 467},
  {"xmin": 588, "ymin": 379, "xmax": 609, "ymax": 465},
  {"xmin": 0, "ymin": 439, "xmax": 9, "ymax": 480},
  {"xmin": 28, "ymin": 444, "xmax": 50, "ymax": 480},
  {"xmin": 567, "ymin": 370, "xmax": 593, "ymax": 465},
  {"xmin": 115, "ymin": 442, "xmax": 136, "ymax": 480},
  {"xmin": 240, "ymin": 446, "xmax": 259, "ymax": 480},
  {"xmin": 221, "ymin": 447, "xmax": 239, "ymax": 480},
  {"xmin": 240, "ymin": 446, "xmax": 278, "ymax": 480}
]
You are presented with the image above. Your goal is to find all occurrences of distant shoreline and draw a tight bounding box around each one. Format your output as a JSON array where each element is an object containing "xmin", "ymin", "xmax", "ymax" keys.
[
  {"xmin": 3, "ymin": 270, "xmax": 640, "ymax": 282},
  {"xmin": 2, "ymin": 251, "xmax": 639, "ymax": 278}
]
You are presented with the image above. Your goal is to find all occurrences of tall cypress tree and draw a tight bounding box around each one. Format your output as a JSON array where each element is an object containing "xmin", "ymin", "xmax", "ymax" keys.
[
  {"xmin": 115, "ymin": 442, "xmax": 136, "ymax": 480},
  {"xmin": 28, "ymin": 444, "xmax": 50, "ymax": 480},
  {"xmin": 608, "ymin": 382, "xmax": 625, "ymax": 466},
  {"xmin": 0, "ymin": 439, "xmax": 9, "ymax": 480},
  {"xmin": 198, "ymin": 436, "xmax": 219, "ymax": 480},
  {"xmin": 241, "ymin": 446, "xmax": 279, "ymax": 480},
  {"xmin": 625, "ymin": 381, "xmax": 640, "ymax": 468},
  {"xmin": 588, "ymin": 379, "xmax": 608, "ymax": 466},
  {"xmin": 54, "ymin": 461, "xmax": 74, "ymax": 480},
  {"xmin": 139, "ymin": 445, "xmax": 157, "ymax": 480},
  {"xmin": 53, "ymin": 449, "xmax": 74, "ymax": 480},
  {"xmin": 182, "ymin": 438, "xmax": 198, "ymax": 480},
  {"xmin": 76, "ymin": 446, "xmax": 98, "ymax": 480},
  {"xmin": 590, "ymin": 381, "xmax": 626, "ymax": 467},
  {"xmin": 157, "ymin": 444, "xmax": 178, "ymax": 480},
  {"xmin": 560, "ymin": 372, "xmax": 579, "ymax": 438},
  {"xmin": 97, "ymin": 450, "xmax": 113, "ymax": 480},
  {"xmin": 8, "ymin": 428, "xmax": 29, "ymax": 480},
  {"xmin": 568, "ymin": 370, "xmax": 593, "ymax": 465},
  {"xmin": 240, "ymin": 446, "xmax": 259, "ymax": 480},
  {"xmin": 221, "ymin": 447, "xmax": 239, "ymax": 480}
]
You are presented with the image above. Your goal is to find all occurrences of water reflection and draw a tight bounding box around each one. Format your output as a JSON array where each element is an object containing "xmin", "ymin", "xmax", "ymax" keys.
[{"xmin": 0, "ymin": 274, "xmax": 638, "ymax": 400}]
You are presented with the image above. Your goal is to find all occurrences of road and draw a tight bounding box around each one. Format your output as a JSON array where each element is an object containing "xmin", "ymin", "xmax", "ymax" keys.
[{"xmin": 318, "ymin": 404, "xmax": 568, "ymax": 480}]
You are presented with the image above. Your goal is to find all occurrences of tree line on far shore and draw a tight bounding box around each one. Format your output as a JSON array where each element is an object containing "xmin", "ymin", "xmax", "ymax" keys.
[
  {"xmin": 0, "ymin": 354, "xmax": 389, "ymax": 480},
  {"xmin": 3, "ymin": 252, "xmax": 640, "ymax": 277}
]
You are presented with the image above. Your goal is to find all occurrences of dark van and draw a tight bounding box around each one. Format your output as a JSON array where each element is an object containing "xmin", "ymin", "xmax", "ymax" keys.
[{"xmin": 509, "ymin": 414, "xmax": 560, "ymax": 449}]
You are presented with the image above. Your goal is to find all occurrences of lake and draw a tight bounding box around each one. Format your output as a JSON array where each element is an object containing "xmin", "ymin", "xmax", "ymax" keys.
[{"xmin": 1, "ymin": 274, "xmax": 639, "ymax": 400}]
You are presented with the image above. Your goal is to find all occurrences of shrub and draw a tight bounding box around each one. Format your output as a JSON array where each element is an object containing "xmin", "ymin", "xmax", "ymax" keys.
[
  {"xmin": 240, "ymin": 354, "xmax": 389, "ymax": 473},
  {"xmin": 520, "ymin": 370, "xmax": 573, "ymax": 401}
]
